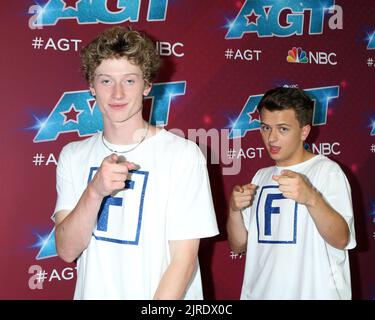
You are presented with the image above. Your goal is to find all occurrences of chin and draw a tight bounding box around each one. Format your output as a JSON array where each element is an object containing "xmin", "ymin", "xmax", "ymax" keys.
[
  {"xmin": 270, "ymin": 155, "xmax": 286, "ymax": 165},
  {"xmin": 267, "ymin": 151, "xmax": 279, "ymax": 161}
]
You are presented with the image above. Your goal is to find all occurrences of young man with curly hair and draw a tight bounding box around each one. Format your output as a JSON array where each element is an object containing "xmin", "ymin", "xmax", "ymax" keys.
[{"xmin": 53, "ymin": 26, "xmax": 218, "ymax": 300}]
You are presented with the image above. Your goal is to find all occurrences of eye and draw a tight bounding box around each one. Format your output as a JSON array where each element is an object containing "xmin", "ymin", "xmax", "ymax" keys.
[
  {"xmin": 260, "ymin": 124, "xmax": 270, "ymax": 132},
  {"xmin": 279, "ymin": 127, "xmax": 289, "ymax": 133},
  {"xmin": 100, "ymin": 78, "xmax": 112, "ymax": 85},
  {"xmin": 125, "ymin": 79, "xmax": 135, "ymax": 85}
]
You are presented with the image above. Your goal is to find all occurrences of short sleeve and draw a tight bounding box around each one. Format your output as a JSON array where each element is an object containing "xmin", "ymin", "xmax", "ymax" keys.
[
  {"xmin": 320, "ymin": 165, "xmax": 356, "ymax": 250},
  {"xmin": 52, "ymin": 144, "xmax": 76, "ymax": 221},
  {"xmin": 166, "ymin": 142, "xmax": 219, "ymax": 240}
]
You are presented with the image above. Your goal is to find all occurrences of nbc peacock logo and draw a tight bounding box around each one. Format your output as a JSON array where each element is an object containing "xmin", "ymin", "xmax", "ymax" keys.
[{"xmin": 287, "ymin": 47, "xmax": 308, "ymax": 63}]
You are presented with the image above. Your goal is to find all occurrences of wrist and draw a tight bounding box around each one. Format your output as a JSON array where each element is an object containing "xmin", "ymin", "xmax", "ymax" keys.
[
  {"xmin": 230, "ymin": 207, "xmax": 242, "ymax": 215},
  {"xmin": 86, "ymin": 183, "xmax": 105, "ymax": 202},
  {"xmin": 305, "ymin": 189, "xmax": 320, "ymax": 208}
]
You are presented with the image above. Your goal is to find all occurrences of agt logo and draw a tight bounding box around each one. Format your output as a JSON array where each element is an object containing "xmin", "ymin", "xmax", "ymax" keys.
[
  {"xmin": 370, "ymin": 119, "xmax": 375, "ymax": 136},
  {"xmin": 228, "ymin": 86, "xmax": 340, "ymax": 139},
  {"xmin": 29, "ymin": 0, "xmax": 169, "ymax": 28},
  {"xmin": 368, "ymin": 31, "xmax": 375, "ymax": 50},
  {"xmin": 33, "ymin": 81, "xmax": 186, "ymax": 142},
  {"xmin": 225, "ymin": 0, "xmax": 343, "ymax": 39},
  {"xmin": 287, "ymin": 47, "xmax": 337, "ymax": 65}
]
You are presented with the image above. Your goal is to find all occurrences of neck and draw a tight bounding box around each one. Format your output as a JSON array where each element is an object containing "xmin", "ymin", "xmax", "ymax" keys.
[
  {"xmin": 103, "ymin": 116, "xmax": 147, "ymax": 145},
  {"xmin": 275, "ymin": 148, "xmax": 314, "ymax": 167}
]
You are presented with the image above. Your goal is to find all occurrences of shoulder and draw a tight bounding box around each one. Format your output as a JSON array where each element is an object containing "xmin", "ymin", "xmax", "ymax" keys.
[
  {"xmin": 309, "ymin": 154, "xmax": 343, "ymax": 174},
  {"xmin": 305, "ymin": 155, "xmax": 350, "ymax": 191},
  {"xmin": 159, "ymin": 129, "xmax": 198, "ymax": 148},
  {"xmin": 159, "ymin": 130, "xmax": 205, "ymax": 161}
]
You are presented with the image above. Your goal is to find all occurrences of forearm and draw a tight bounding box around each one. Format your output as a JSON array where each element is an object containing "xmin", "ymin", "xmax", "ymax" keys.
[
  {"xmin": 306, "ymin": 190, "xmax": 350, "ymax": 249},
  {"xmin": 55, "ymin": 186, "xmax": 103, "ymax": 262},
  {"xmin": 226, "ymin": 209, "xmax": 248, "ymax": 253},
  {"xmin": 153, "ymin": 259, "xmax": 197, "ymax": 300},
  {"xmin": 154, "ymin": 239, "xmax": 199, "ymax": 300}
]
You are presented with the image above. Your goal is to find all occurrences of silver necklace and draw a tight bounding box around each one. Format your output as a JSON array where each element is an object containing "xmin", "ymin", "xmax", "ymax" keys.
[{"xmin": 101, "ymin": 123, "xmax": 149, "ymax": 154}]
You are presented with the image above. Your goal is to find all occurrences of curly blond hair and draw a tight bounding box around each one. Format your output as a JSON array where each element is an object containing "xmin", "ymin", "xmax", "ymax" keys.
[{"xmin": 80, "ymin": 26, "xmax": 161, "ymax": 85}]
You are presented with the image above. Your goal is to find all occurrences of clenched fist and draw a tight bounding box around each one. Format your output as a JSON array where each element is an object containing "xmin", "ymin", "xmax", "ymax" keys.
[
  {"xmin": 272, "ymin": 169, "xmax": 315, "ymax": 206},
  {"xmin": 90, "ymin": 154, "xmax": 138, "ymax": 198},
  {"xmin": 229, "ymin": 183, "xmax": 257, "ymax": 212}
]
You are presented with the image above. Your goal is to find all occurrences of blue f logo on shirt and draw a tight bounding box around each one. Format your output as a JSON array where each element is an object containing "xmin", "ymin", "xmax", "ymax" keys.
[
  {"xmin": 87, "ymin": 167, "xmax": 149, "ymax": 245},
  {"xmin": 256, "ymin": 186, "xmax": 298, "ymax": 244}
]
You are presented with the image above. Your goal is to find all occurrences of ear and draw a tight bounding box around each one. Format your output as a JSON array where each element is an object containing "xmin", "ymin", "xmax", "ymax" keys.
[
  {"xmin": 90, "ymin": 86, "xmax": 96, "ymax": 97},
  {"xmin": 143, "ymin": 82, "xmax": 152, "ymax": 97},
  {"xmin": 301, "ymin": 124, "xmax": 311, "ymax": 141}
]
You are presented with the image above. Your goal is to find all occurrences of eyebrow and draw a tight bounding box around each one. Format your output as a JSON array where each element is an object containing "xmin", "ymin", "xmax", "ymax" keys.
[
  {"xmin": 94, "ymin": 73, "xmax": 141, "ymax": 77},
  {"xmin": 260, "ymin": 122, "xmax": 292, "ymax": 127}
]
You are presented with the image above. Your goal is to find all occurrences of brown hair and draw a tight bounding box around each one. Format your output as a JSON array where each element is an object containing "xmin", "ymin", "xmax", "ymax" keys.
[
  {"xmin": 80, "ymin": 26, "xmax": 161, "ymax": 85},
  {"xmin": 257, "ymin": 87, "xmax": 314, "ymax": 127}
]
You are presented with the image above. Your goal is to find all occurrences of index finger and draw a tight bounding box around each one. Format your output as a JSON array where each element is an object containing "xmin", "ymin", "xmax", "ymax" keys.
[
  {"xmin": 234, "ymin": 185, "xmax": 244, "ymax": 193},
  {"xmin": 116, "ymin": 155, "xmax": 127, "ymax": 163},
  {"xmin": 104, "ymin": 153, "xmax": 119, "ymax": 164},
  {"xmin": 243, "ymin": 183, "xmax": 257, "ymax": 191}
]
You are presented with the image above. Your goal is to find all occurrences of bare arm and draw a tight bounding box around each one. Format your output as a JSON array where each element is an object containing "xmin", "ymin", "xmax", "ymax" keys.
[
  {"xmin": 55, "ymin": 154, "xmax": 137, "ymax": 262},
  {"xmin": 273, "ymin": 170, "xmax": 349, "ymax": 249},
  {"xmin": 55, "ymin": 186, "xmax": 103, "ymax": 263},
  {"xmin": 226, "ymin": 184, "xmax": 257, "ymax": 254},
  {"xmin": 305, "ymin": 189, "xmax": 349, "ymax": 249},
  {"xmin": 153, "ymin": 239, "xmax": 200, "ymax": 300}
]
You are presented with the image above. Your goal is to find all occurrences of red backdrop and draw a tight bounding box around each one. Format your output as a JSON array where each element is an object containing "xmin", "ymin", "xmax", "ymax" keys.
[{"xmin": 1, "ymin": 0, "xmax": 374, "ymax": 299}]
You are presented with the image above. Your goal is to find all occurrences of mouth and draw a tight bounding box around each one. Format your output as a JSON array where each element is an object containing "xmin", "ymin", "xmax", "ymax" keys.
[
  {"xmin": 269, "ymin": 145, "xmax": 281, "ymax": 155},
  {"xmin": 108, "ymin": 103, "xmax": 127, "ymax": 109}
]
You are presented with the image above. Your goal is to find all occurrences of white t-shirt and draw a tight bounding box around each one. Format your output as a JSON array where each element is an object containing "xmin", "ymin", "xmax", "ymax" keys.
[
  {"xmin": 54, "ymin": 129, "xmax": 219, "ymax": 299},
  {"xmin": 241, "ymin": 155, "xmax": 356, "ymax": 300}
]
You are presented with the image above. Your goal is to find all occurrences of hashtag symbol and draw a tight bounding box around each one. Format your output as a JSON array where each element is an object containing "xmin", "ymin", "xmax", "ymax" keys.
[
  {"xmin": 230, "ymin": 251, "xmax": 245, "ymax": 259},
  {"xmin": 371, "ymin": 144, "xmax": 375, "ymax": 153},
  {"xmin": 227, "ymin": 148, "xmax": 236, "ymax": 159},
  {"xmin": 36, "ymin": 270, "xmax": 48, "ymax": 283},
  {"xmin": 367, "ymin": 58, "xmax": 374, "ymax": 67},
  {"xmin": 225, "ymin": 49, "xmax": 234, "ymax": 60},
  {"xmin": 33, "ymin": 153, "xmax": 45, "ymax": 166},
  {"xmin": 230, "ymin": 251, "xmax": 238, "ymax": 259},
  {"xmin": 32, "ymin": 37, "xmax": 44, "ymax": 49}
]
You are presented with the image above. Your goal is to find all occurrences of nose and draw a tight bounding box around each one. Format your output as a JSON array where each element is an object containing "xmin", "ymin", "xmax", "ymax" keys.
[
  {"xmin": 267, "ymin": 128, "xmax": 278, "ymax": 143},
  {"xmin": 112, "ymin": 82, "xmax": 125, "ymax": 100}
]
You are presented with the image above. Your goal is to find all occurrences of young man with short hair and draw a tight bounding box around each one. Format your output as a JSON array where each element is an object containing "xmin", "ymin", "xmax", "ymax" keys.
[{"xmin": 227, "ymin": 87, "xmax": 356, "ymax": 299}]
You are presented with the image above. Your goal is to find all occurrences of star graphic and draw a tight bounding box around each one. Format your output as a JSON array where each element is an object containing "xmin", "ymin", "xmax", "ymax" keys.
[
  {"xmin": 62, "ymin": 0, "xmax": 80, "ymax": 10},
  {"xmin": 246, "ymin": 10, "xmax": 260, "ymax": 25},
  {"xmin": 61, "ymin": 105, "xmax": 83, "ymax": 124},
  {"xmin": 248, "ymin": 110, "xmax": 260, "ymax": 123}
]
